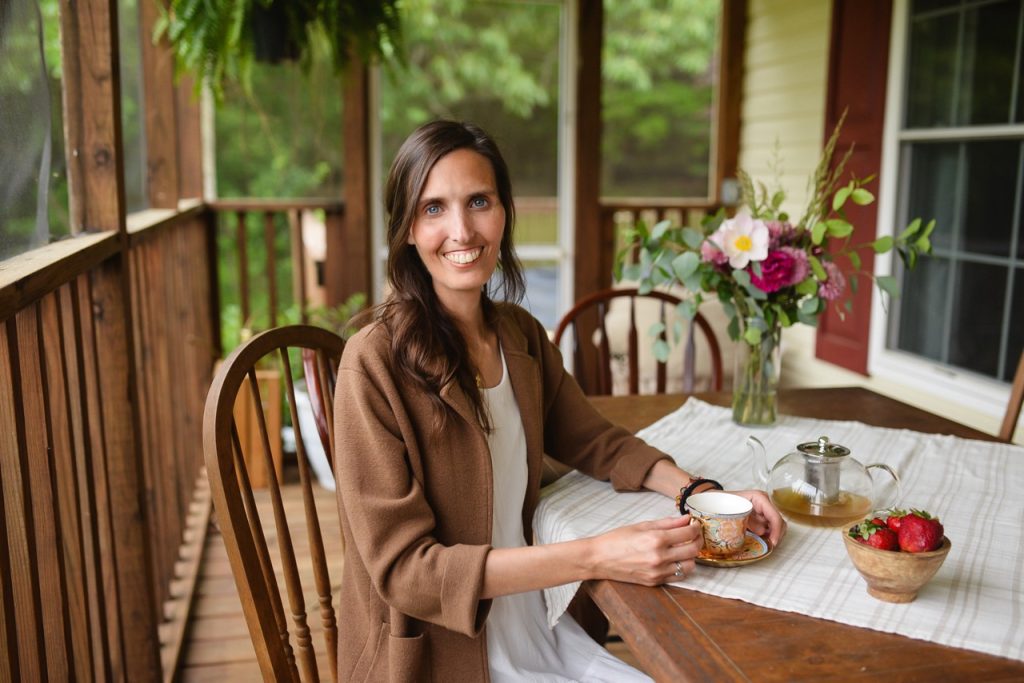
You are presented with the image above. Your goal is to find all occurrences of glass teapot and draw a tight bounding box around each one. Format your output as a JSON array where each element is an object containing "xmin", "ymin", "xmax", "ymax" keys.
[{"xmin": 749, "ymin": 435, "xmax": 901, "ymax": 527}]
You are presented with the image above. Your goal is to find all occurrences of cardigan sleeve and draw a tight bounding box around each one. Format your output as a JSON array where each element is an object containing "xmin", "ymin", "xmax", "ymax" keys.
[
  {"xmin": 334, "ymin": 331, "xmax": 491, "ymax": 637},
  {"xmin": 515, "ymin": 310, "xmax": 670, "ymax": 490}
]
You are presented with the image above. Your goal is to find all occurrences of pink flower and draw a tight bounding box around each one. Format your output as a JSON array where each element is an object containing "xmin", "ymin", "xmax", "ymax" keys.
[
  {"xmin": 708, "ymin": 209, "xmax": 769, "ymax": 269},
  {"xmin": 700, "ymin": 236, "xmax": 729, "ymax": 265},
  {"xmin": 766, "ymin": 220, "xmax": 796, "ymax": 248},
  {"xmin": 818, "ymin": 260, "xmax": 846, "ymax": 301},
  {"xmin": 749, "ymin": 247, "xmax": 809, "ymax": 293}
]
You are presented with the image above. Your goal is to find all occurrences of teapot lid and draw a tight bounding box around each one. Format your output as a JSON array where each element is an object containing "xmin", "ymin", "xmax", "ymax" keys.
[{"xmin": 796, "ymin": 435, "xmax": 850, "ymax": 458}]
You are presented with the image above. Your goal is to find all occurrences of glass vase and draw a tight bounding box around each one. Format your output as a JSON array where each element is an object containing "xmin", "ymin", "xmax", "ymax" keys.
[{"xmin": 732, "ymin": 322, "xmax": 783, "ymax": 426}]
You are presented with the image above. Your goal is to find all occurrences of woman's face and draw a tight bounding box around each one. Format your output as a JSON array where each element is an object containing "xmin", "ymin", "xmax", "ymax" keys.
[{"xmin": 407, "ymin": 148, "xmax": 506, "ymax": 312}]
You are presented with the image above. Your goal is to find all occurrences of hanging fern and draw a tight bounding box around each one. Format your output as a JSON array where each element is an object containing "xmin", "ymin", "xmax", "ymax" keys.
[{"xmin": 154, "ymin": 0, "xmax": 402, "ymax": 99}]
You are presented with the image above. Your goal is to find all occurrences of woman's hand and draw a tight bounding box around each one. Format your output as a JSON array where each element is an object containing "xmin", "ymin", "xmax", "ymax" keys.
[
  {"xmin": 586, "ymin": 515, "xmax": 703, "ymax": 585},
  {"xmin": 728, "ymin": 489, "xmax": 786, "ymax": 546}
]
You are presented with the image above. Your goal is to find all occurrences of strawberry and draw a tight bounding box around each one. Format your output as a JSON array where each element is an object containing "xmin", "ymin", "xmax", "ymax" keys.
[
  {"xmin": 849, "ymin": 519, "xmax": 899, "ymax": 551},
  {"xmin": 885, "ymin": 508, "xmax": 908, "ymax": 533},
  {"xmin": 897, "ymin": 509, "xmax": 944, "ymax": 553}
]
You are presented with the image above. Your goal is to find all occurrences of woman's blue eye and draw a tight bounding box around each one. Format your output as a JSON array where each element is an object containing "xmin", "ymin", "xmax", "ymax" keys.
[
  {"xmin": 471, "ymin": 197, "xmax": 488, "ymax": 208},
  {"xmin": 425, "ymin": 204, "xmax": 441, "ymax": 215}
]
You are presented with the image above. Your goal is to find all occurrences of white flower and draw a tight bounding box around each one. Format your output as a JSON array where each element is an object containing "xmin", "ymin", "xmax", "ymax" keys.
[{"xmin": 711, "ymin": 209, "xmax": 769, "ymax": 269}]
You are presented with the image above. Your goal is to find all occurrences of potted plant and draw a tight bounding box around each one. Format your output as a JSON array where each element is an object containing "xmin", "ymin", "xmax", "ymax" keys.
[{"xmin": 155, "ymin": 0, "xmax": 402, "ymax": 98}]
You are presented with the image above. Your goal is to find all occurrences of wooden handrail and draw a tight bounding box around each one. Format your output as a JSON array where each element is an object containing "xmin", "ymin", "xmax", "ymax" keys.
[{"xmin": 208, "ymin": 198, "xmax": 345, "ymax": 213}]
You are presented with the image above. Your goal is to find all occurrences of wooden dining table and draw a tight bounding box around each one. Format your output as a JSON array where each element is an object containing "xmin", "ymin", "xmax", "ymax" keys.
[{"xmin": 584, "ymin": 386, "xmax": 1024, "ymax": 682}]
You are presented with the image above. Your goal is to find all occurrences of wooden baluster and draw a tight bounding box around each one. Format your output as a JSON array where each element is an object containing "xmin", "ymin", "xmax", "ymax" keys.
[
  {"xmin": 280, "ymin": 350, "xmax": 338, "ymax": 680},
  {"xmin": 657, "ymin": 300, "xmax": 669, "ymax": 393},
  {"xmin": 229, "ymin": 423, "xmax": 297, "ymax": 679},
  {"xmin": 316, "ymin": 349, "xmax": 336, "ymax": 464},
  {"xmin": 264, "ymin": 212, "xmax": 278, "ymax": 328},
  {"xmin": 237, "ymin": 211, "xmax": 250, "ymax": 328},
  {"xmin": 597, "ymin": 301, "xmax": 612, "ymax": 394},
  {"xmin": 289, "ymin": 210, "xmax": 308, "ymax": 324},
  {"xmin": 627, "ymin": 297, "xmax": 639, "ymax": 395}
]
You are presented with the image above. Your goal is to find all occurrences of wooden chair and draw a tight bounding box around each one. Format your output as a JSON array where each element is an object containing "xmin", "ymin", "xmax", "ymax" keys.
[
  {"xmin": 999, "ymin": 349, "xmax": 1024, "ymax": 442},
  {"xmin": 553, "ymin": 287, "xmax": 723, "ymax": 395},
  {"xmin": 203, "ymin": 325, "xmax": 345, "ymax": 682}
]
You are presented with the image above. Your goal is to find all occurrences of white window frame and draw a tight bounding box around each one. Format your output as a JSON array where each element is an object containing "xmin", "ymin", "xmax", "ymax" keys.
[
  {"xmin": 869, "ymin": 0, "xmax": 1020, "ymax": 418},
  {"xmin": 370, "ymin": 0, "xmax": 577, "ymax": 328}
]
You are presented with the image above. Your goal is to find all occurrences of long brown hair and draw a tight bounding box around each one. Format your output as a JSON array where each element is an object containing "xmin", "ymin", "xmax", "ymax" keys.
[{"xmin": 380, "ymin": 120, "xmax": 525, "ymax": 428}]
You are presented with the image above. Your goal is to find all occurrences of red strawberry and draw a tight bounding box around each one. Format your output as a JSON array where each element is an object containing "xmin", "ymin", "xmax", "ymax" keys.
[
  {"xmin": 897, "ymin": 510, "xmax": 944, "ymax": 552},
  {"xmin": 849, "ymin": 520, "xmax": 899, "ymax": 551},
  {"xmin": 885, "ymin": 509, "xmax": 907, "ymax": 533}
]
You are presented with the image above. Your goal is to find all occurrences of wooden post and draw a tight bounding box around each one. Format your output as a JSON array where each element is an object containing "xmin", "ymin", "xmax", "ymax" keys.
[
  {"xmin": 334, "ymin": 58, "xmax": 373, "ymax": 306},
  {"xmin": 57, "ymin": 1, "xmax": 162, "ymax": 680},
  {"xmin": 715, "ymin": 0, "xmax": 746, "ymax": 202},
  {"xmin": 138, "ymin": 0, "xmax": 181, "ymax": 208},
  {"xmin": 572, "ymin": 0, "xmax": 604, "ymax": 393}
]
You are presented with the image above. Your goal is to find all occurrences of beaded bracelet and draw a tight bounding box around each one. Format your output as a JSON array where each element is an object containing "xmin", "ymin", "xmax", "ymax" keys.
[{"xmin": 675, "ymin": 477, "xmax": 724, "ymax": 514}]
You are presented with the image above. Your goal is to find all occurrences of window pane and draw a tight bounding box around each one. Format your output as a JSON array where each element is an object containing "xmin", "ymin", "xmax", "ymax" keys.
[
  {"xmin": 913, "ymin": 0, "xmax": 959, "ymax": 12},
  {"xmin": 1007, "ymin": 269, "xmax": 1024, "ymax": 381},
  {"xmin": 601, "ymin": 0, "xmax": 718, "ymax": 197},
  {"xmin": 948, "ymin": 261, "xmax": 1006, "ymax": 376},
  {"xmin": 118, "ymin": 0, "xmax": 146, "ymax": 212},
  {"xmin": 905, "ymin": 142, "xmax": 958, "ymax": 252},
  {"xmin": 960, "ymin": 0, "xmax": 1020, "ymax": 125},
  {"xmin": 0, "ymin": 0, "xmax": 69, "ymax": 261},
  {"xmin": 520, "ymin": 260, "xmax": 559, "ymax": 330},
  {"xmin": 962, "ymin": 140, "xmax": 1017, "ymax": 256},
  {"xmin": 896, "ymin": 256, "xmax": 950, "ymax": 362},
  {"xmin": 215, "ymin": 59, "xmax": 343, "ymax": 198},
  {"xmin": 379, "ymin": 0, "xmax": 561, "ymax": 245},
  {"xmin": 906, "ymin": 12, "xmax": 958, "ymax": 128}
]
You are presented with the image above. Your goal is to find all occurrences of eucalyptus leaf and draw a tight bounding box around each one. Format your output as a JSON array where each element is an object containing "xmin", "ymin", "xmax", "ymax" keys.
[
  {"xmin": 653, "ymin": 339, "xmax": 671, "ymax": 363},
  {"xmin": 800, "ymin": 297, "xmax": 820, "ymax": 315},
  {"xmin": 808, "ymin": 255, "xmax": 827, "ymax": 281},
  {"xmin": 743, "ymin": 326, "xmax": 762, "ymax": 345},
  {"xmin": 651, "ymin": 219, "xmax": 673, "ymax": 241},
  {"xmin": 795, "ymin": 278, "xmax": 818, "ymax": 296},
  {"xmin": 637, "ymin": 280, "xmax": 654, "ymax": 295},
  {"xmin": 850, "ymin": 188, "xmax": 874, "ymax": 205},
  {"xmin": 876, "ymin": 275, "xmax": 900, "ymax": 298},
  {"xmin": 677, "ymin": 299, "xmax": 698, "ymax": 320},
  {"xmin": 672, "ymin": 319, "xmax": 684, "ymax": 343},
  {"xmin": 727, "ymin": 315, "xmax": 740, "ymax": 341},
  {"xmin": 647, "ymin": 321, "xmax": 666, "ymax": 338},
  {"xmin": 812, "ymin": 222, "xmax": 827, "ymax": 245},
  {"xmin": 672, "ymin": 252, "xmax": 700, "ymax": 281},
  {"xmin": 682, "ymin": 227, "xmax": 704, "ymax": 249}
]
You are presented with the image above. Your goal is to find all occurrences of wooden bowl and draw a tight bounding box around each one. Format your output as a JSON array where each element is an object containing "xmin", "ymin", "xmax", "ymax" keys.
[{"xmin": 841, "ymin": 524, "xmax": 952, "ymax": 603}]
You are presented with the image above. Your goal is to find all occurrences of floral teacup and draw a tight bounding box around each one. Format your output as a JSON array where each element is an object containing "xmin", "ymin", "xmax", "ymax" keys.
[{"xmin": 685, "ymin": 491, "xmax": 753, "ymax": 557}]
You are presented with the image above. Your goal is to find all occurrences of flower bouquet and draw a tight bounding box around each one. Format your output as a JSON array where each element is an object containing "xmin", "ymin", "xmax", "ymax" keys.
[{"xmin": 615, "ymin": 119, "xmax": 934, "ymax": 425}]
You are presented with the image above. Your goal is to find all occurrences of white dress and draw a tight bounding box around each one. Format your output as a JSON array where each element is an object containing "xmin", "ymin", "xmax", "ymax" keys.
[{"xmin": 481, "ymin": 351, "xmax": 653, "ymax": 683}]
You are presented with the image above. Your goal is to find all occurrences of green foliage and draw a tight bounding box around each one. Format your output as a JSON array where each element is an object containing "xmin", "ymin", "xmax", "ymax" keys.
[{"xmin": 154, "ymin": 0, "xmax": 402, "ymax": 99}]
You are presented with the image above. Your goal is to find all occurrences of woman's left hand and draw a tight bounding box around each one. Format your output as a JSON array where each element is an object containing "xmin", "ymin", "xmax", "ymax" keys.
[{"xmin": 728, "ymin": 489, "xmax": 786, "ymax": 546}]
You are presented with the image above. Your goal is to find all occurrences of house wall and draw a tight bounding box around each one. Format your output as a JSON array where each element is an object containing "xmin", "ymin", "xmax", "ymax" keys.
[{"xmin": 736, "ymin": 0, "xmax": 1015, "ymax": 441}]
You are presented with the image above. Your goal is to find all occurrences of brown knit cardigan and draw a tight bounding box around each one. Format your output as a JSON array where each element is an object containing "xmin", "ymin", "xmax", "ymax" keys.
[{"xmin": 333, "ymin": 303, "xmax": 668, "ymax": 682}]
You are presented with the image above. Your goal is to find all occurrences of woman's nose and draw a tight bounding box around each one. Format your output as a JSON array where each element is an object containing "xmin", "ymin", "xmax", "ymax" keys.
[{"xmin": 448, "ymin": 208, "xmax": 473, "ymax": 242}]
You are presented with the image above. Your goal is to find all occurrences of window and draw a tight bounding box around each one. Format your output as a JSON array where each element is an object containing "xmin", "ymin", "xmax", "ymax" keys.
[
  {"xmin": 885, "ymin": 0, "xmax": 1024, "ymax": 385},
  {"xmin": 0, "ymin": 0, "xmax": 69, "ymax": 261}
]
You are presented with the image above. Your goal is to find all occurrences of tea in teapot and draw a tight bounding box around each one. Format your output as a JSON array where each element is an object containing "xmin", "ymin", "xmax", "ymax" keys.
[{"xmin": 750, "ymin": 435, "xmax": 900, "ymax": 527}]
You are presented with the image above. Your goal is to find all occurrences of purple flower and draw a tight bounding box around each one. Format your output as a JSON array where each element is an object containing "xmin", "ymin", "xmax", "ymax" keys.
[
  {"xmin": 818, "ymin": 260, "xmax": 846, "ymax": 301},
  {"xmin": 766, "ymin": 220, "xmax": 796, "ymax": 248},
  {"xmin": 749, "ymin": 248, "xmax": 809, "ymax": 293}
]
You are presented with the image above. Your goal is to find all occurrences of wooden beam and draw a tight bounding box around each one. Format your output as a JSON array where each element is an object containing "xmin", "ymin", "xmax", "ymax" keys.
[
  {"xmin": 714, "ymin": 0, "xmax": 746, "ymax": 201},
  {"xmin": 138, "ymin": 0, "xmax": 181, "ymax": 208},
  {"xmin": 336, "ymin": 59, "xmax": 373, "ymax": 306},
  {"xmin": 56, "ymin": 1, "xmax": 162, "ymax": 680},
  {"xmin": 175, "ymin": 76, "xmax": 204, "ymax": 200}
]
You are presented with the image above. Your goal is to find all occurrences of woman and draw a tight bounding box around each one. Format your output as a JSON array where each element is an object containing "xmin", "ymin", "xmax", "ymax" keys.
[{"xmin": 334, "ymin": 120, "xmax": 785, "ymax": 682}]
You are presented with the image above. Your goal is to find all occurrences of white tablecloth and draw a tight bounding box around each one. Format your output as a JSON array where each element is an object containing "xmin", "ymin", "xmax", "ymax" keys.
[{"xmin": 533, "ymin": 398, "xmax": 1024, "ymax": 661}]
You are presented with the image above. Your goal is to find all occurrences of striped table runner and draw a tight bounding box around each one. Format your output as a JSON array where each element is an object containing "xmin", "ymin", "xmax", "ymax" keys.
[{"xmin": 533, "ymin": 399, "xmax": 1024, "ymax": 661}]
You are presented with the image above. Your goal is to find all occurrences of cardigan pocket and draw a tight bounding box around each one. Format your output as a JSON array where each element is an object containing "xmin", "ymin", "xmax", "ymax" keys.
[{"xmin": 387, "ymin": 629, "xmax": 430, "ymax": 683}]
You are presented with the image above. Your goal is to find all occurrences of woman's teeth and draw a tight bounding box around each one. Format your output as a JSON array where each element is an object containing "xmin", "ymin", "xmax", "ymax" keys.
[{"xmin": 445, "ymin": 248, "xmax": 482, "ymax": 265}]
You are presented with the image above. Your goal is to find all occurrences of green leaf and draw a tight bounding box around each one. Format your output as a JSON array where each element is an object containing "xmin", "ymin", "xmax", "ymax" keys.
[
  {"xmin": 876, "ymin": 275, "xmax": 900, "ymax": 298},
  {"xmin": 647, "ymin": 321, "xmax": 666, "ymax": 338},
  {"xmin": 750, "ymin": 261, "xmax": 763, "ymax": 278},
  {"xmin": 800, "ymin": 297, "xmax": 820, "ymax": 315},
  {"xmin": 850, "ymin": 188, "xmax": 874, "ymax": 205},
  {"xmin": 832, "ymin": 186, "xmax": 851, "ymax": 211},
  {"xmin": 871, "ymin": 235, "xmax": 894, "ymax": 253},
  {"xmin": 682, "ymin": 227, "xmax": 704, "ymax": 249},
  {"xmin": 771, "ymin": 190, "xmax": 786, "ymax": 209},
  {"xmin": 651, "ymin": 219, "xmax": 673, "ymax": 241},
  {"xmin": 676, "ymin": 299, "xmax": 698, "ymax": 320},
  {"xmin": 727, "ymin": 315, "xmax": 741, "ymax": 341},
  {"xmin": 721, "ymin": 301, "xmax": 736, "ymax": 319},
  {"xmin": 732, "ymin": 268, "xmax": 751, "ymax": 287},
  {"xmin": 796, "ymin": 308, "xmax": 820, "ymax": 326},
  {"xmin": 774, "ymin": 305, "xmax": 791, "ymax": 326},
  {"xmin": 637, "ymin": 280, "xmax": 654, "ymax": 295},
  {"xmin": 915, "ymin": 236, "xmax": 931, "ymax": 254},
  {"xmin": 899, "ymin": 218, "xmax": 922, "ymax": 241},
  {"xmin": 795, "ymin": 278, "xmax": 818, "ymax": 296},
  {"xmin": 682, "ymin": 273, "xmax": 703, "ymax": 292},
  {"xmin": 922, "ymin": 218, "xmax": 937, "ymax": 240},
  {"xmin": 808, "ymin": 255, "xmax": 828, "ymax": 281},
  {"xmin": 848, "ymin": 251, "xmax": 861, "ymax": 271},
  {"xmin": 653, "ymin": 339, "xmax": 671, "ymax": 363},
  {"xmin": 812, "ymin": 222, "xmax": 827, "ymax": 245},
  {"xmin": 826, "ymin": 219, "xmax": 854, "ymax": 238},
  {"xmin": 849, "ymin": 274, "xmax": 859, "ymax": 294},
  {"xmin": 621, "ymin": 263, "xmax": 641, "ymax": 281},
  {"xmin": 671, "ymin": 252, "xmax": 700, "ymax": 281},
  {"xmin": 672, "ymin": 319, "xmax": 684, "ymax": 344},
  {"xmin": 743, "ymin": 326, "xmax": 762, "ymax": 345}
]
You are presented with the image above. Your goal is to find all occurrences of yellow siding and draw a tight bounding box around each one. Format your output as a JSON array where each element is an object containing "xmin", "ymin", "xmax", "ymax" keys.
[{"xmin": 738, "ymin": 0, "xmax": 832, "ymax": 219}]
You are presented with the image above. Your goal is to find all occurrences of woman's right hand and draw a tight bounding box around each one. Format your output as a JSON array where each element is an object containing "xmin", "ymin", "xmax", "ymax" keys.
[{"xmin": 587, "ymin": 515, "xmax": 703, "ymax": 585}]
